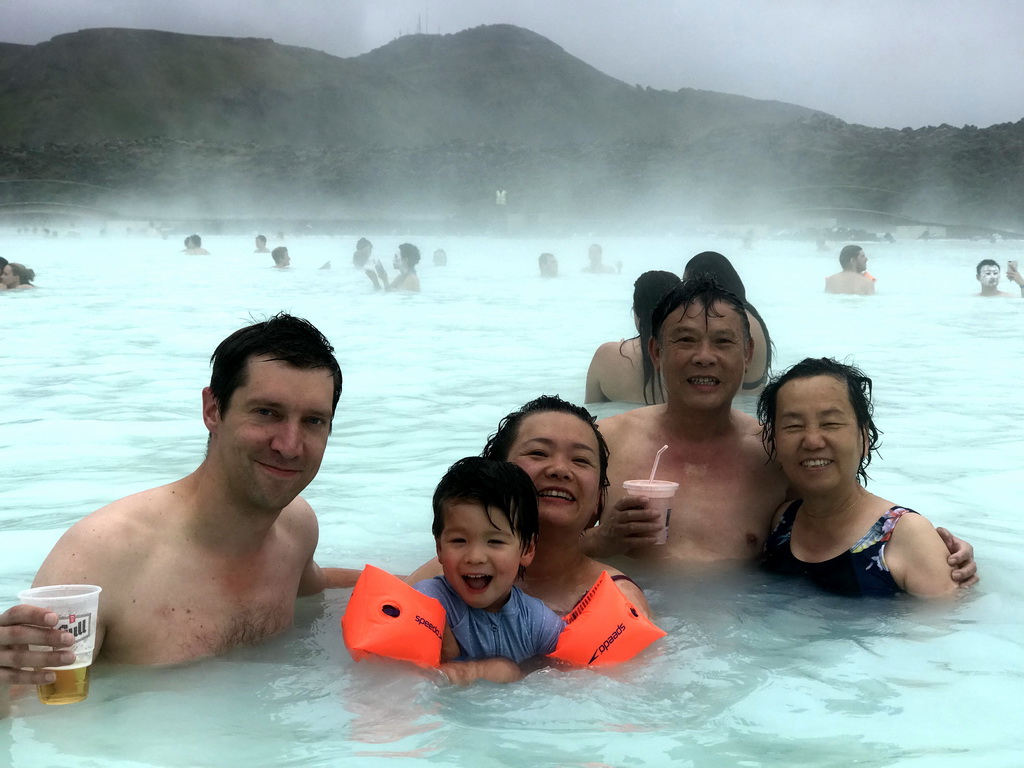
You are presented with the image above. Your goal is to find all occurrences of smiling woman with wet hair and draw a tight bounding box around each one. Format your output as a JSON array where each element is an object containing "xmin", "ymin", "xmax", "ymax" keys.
[{"xmin": 758, "ymin": 357, "xmax": 959, "ymax": 597}]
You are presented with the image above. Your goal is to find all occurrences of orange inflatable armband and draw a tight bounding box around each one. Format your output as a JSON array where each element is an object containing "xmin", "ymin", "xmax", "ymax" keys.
[
  {"xmin": 547, "ymin": 571, "xmax": 665, "ymax": 667},
  {"xmin": 341, "ymin": 564, "xmax": 445, "ymax": 668}
]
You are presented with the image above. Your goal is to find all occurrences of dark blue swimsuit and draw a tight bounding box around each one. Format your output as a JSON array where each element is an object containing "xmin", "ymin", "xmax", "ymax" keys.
[{"xmin": 762, "ymin": 500, "xmax": 918, "ymax": 597}]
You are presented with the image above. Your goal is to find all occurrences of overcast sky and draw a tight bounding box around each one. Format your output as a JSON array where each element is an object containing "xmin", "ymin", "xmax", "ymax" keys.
[{"xmin": 2, "ymin": 0, "xmax": 1021, "ymax": 129}]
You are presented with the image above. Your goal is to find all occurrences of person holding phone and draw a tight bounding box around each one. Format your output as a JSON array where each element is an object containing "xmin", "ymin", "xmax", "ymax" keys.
[{"xmin": 975, "ymin": 258, "xmax": 1023, "ymax": 297}]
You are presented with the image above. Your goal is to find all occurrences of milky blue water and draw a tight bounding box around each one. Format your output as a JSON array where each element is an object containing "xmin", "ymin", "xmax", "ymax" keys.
[{"xmin": 2, "ymin": 230, "xmax": 1022, "ymax": 767}]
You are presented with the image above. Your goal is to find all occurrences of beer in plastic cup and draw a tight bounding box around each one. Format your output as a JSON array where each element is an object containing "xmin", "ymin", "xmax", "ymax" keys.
[
  {"xmin": 17, "ymin": 584, "xmax": 102, "ymax": 705},
  {"xmin": 622, "ymin": 480, "xmax": 679, "ymax": 545}
]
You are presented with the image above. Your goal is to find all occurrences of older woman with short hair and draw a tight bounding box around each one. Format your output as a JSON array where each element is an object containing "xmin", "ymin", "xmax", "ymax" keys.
[{"xmin": 758, "ymin": 357, "xmax": 958, "ymax": 597}]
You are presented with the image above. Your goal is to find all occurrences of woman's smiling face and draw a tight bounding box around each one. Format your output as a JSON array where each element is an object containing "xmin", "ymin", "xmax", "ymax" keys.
[{"xmin": 505, "ymin": 412, "xmax": 602, "ymax": 532}]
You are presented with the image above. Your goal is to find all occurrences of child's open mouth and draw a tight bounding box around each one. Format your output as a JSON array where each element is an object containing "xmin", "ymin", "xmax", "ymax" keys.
[{"xmin": 462, "ymin": 574, "xmax": 492, "ymax": 592}]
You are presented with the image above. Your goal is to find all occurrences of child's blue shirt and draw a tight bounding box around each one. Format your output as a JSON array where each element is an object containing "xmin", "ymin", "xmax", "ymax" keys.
[{"xmin": 413, "ymin": 576, "xmax": 563, "ymax": 663}]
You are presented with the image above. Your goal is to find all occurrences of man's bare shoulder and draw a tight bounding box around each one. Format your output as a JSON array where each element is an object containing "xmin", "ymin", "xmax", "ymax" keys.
[
  {"xmin": 275, "ymin": 495, "xmax": 320, "ymax": 546},
  {"xmin": 732, "ymin": 408, "xmax": 761, "ymax": 435},
  {"xmin": 824, "ymin": 272, "xmax": 842, "ymax": 292},
  {"xmin": 79, "ymin": 481, "xmax": 187, "ymax": 534},
  {"xmin": 825, "ymin": 272, "xmax": 873, "ymax": 295},
  {"xmin": 599, "ymin": 405, "xmax": 663, "ymax": 435},
  {"xmin": 730, "ymin": 409, "xmax": 778, "ymax": 465},
  {"xmin": 35, "ymin": 481, "xmax": 187, "ymax": 585}
]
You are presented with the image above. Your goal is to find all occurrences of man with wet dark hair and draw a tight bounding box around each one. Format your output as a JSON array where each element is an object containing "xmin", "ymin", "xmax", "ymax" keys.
[
  {"xmin": 0, "ymin": 313, "xmax": 357, "ymax": 686},
  {"xmin": 254, "ymin": 234, "xmax": 269, "ymax": 253},
  {"xmin": 825, "ymin": 244, "xmax": 874, "ymax": 295},
  {"xmin": 584, "ymin": 276, "xmax": 977, "ymax": 585}
]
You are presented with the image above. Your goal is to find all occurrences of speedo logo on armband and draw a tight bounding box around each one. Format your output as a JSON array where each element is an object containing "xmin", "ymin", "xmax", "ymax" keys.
[
  {"xmin": 588, "ymin": 623, "xmax": 627, "ymax": 664},
  {"xmin": 415, "ymin": 614, "xmax": 442, "ymax": 639}
]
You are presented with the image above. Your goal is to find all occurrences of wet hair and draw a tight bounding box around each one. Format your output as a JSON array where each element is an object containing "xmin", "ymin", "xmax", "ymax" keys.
[
  {"xmin": 255, "ymin": 235, "xmax": 267, "ymax": 245},
  {"xmin": 976, "ymin": 258, "xmax": 999, "ymax": 276},
  {"xmin": 208, "ymin": 312, "xmax": 342, "ymax": 422},
  {"xmin": 432, "ymin": 457, "xmax": 540, "ymax": 557},
  {"xmin": 271, "ymin": 246, "xmax": 289, "ymax": 265},
  {"xmin": 683, "ymin": 252, "xmax": 746, "ymax": 301},
  {"xmin": 628, "ymin": 270, "xmax": 680, "ymax": 404},
  {"xmin": 357, "ymin": 237, "xmax": 371, "ymax": 250},
  {"xmin": 398, "ymin": 243, "xmax": 421, "ymax": 270},
  {"xmin": 839, "ymin": 244, "xmax": 863, "ymax": 269},
  {"xmin": 681, "ymin": 251, "xmax": 773, "ymax": 388},
  {"xmin": 190, "ymin": 234, "xmax": 202, "ymax": 247},
  {"xmin": 482, "ymin": 395, "xmax": 610, "ymax": 523},
  {"xmin": 757, "ymin": 357, "xmax": 881, "ymax": 485},
  {"xmin": 651, "ymin": 275, "xmax": 751, "ymax": 346},
  {"xmin": 7, "ymin": 262, "xmax": 35, "ymax": 285},
  {"xmin": 538, "ymin": 252, "xmax": 558, "ymax": 277}
]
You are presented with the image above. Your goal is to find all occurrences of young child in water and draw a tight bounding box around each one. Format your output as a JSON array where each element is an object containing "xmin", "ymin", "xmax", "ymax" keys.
[{"xmin": 414, "ymin": 457, "xmax": 563, "ymax": 666}]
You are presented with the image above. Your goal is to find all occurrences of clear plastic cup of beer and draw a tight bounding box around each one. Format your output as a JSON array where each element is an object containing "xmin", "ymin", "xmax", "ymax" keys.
[{"xmin": 17, "ymin": 584, "xmax": 102, "ymax": 705}]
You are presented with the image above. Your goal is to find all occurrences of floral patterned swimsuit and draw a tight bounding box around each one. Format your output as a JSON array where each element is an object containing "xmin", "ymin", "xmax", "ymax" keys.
[{"xmin": 762, "ymin": 501, "xmax": 918, "ymax": 596}]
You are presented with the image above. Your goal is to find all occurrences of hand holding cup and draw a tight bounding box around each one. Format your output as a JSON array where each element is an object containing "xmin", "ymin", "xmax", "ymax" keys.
[
  {"xmin": 0, "ymin": 604, "xmax": 77, "ymax": 685},
  {"xmin": 15, "ymin": 585, "xmax": 102, "ymax": 705}
]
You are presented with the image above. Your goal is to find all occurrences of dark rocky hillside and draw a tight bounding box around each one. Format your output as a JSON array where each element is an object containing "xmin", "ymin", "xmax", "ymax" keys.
[{"xmin": 0, "ymin": 25, "xmax": 1021, "ymax": 230}]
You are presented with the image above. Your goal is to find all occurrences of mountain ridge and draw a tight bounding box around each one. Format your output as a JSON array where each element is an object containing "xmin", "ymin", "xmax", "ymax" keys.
[
  {"xmin": 0, "ymin": 25, "xmax": 824, "ymax": 146},
  {"xmin": 0, "ymin": 25, "xmax": 1020, "ymax": 229}
]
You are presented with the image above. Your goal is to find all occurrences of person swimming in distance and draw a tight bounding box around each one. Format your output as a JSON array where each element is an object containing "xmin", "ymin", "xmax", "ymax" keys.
[
  {"xmin": 539, "ymin": 253, "xmax": 558, "ymax": 278},
  {"xmin": 433, "ymin": 249, "xmax": 447, "ymax": 267},
  {"xmin": 975, "ymin": 258, "xmax": 1023, "ymax": 297},
  {"xmin": 272, "ymin": 246, "xmax": 291, "ymax": 269},
  {"xmin": 413, "ymin": 457, "xmax": 564, "ymax": 685},
  {"xmin": 682, "ymin": 251, "xmax": 773, "ymax": 394},
  {"xmin": 352, "ymin": 238, "xmax": 373, "ymax": 269},
  {"xmin": 1, "ymin": 262, "xmax": 35, "ymax": 290},
  {"xmin": 254, "ymin": 235, "xmax": 270, "ymax": 254},
  {"xmin": 186, "ymin": 234, "xmax": 210, "ymax": 256},
  {"xmin": 368, "ymin": 243, "xmax": 421, "ymax": 292},
  {"xmin": 583, "ymin": 244, "xmax": 621, "ymax": 274},
  {"xmin": 825, "ymin": 244, "xmax": 874, "ymax": 295},
  {"xmin": 585, "ymin": 270, "xmax": 680, "ymax": 404},
  {"xmin": 758, "ymin": 357, "xmax": 958, "ymax": 597}
]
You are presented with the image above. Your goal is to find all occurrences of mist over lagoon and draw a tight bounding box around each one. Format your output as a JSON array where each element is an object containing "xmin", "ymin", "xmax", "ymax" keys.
[{"xmin": 0, "ymin": 17, "xmax": 1022, "ymax": 236}]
